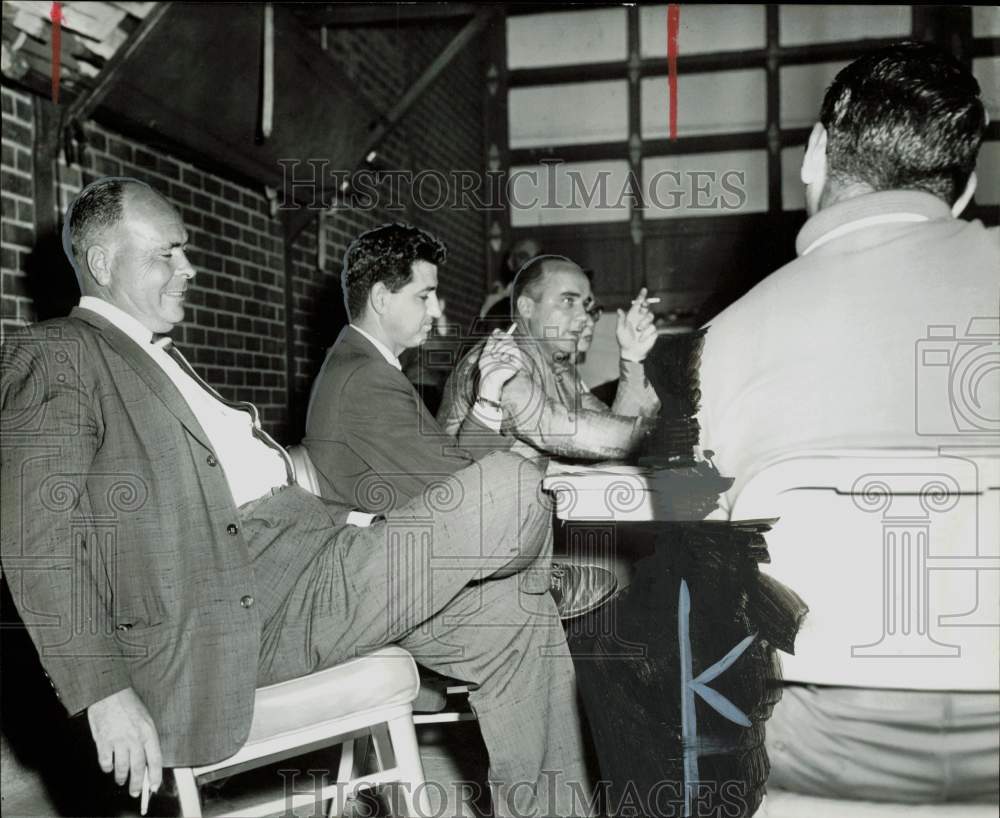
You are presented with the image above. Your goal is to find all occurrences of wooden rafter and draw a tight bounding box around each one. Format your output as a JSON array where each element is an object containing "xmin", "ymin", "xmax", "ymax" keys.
[
  {"xmin": 285, "ymin": 5, "xmax": 498, "ymax": 241},
  {"xmin": 64, "ymin": 1, "xmax": 171, "ymax": 126}
]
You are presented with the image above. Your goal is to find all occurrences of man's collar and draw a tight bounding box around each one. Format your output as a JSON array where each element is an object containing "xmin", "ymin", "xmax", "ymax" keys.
[
  {"xmin": 349, "ymin": 324, "xmax": 402, "ymax": 371},
  {"xmin": 795, "ymin": 190, "xmax": 952, "ymax": 257},
  {"xmin": 515, "ymin": 334, "xmax": 575, "ymax": 377},
  {"xmin": 78, "ymin": 296, "xmax": 157, "ymax": 346}
]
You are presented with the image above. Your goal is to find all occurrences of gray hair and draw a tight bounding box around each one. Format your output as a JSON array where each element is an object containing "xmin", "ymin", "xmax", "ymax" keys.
[{"xmin": 63, "ymin": 176, "xmax": 152, "ymax": 289}]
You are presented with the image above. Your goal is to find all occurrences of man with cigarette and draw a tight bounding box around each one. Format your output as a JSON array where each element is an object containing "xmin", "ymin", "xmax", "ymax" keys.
[
  {"xmin": 0, "ymin": 186, "xmax": 596, "ymax": 816},
  {"xmin": 437, "ymin": 254, "xmax": 661, "ymax": 464},
  {"xmin": 303, "ymin": 224, "xmax": 617, "ymax": 619}
]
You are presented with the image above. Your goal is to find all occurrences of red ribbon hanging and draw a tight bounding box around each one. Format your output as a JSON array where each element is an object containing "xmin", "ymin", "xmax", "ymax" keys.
[
  {"xmin": 50, "ymin": 2, "xmax": 62, "ymax": 104},
  {"xmin": 667, "ymin": 4, "xmax": 680, "ymax": 140}
]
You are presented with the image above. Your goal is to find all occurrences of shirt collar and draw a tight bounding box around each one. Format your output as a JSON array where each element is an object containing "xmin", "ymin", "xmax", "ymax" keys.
[
  {"xmin": 795, "ymin": 190, "xmax": 952, "ymax": 257},
  {"xmin": 516, "ymin": 334, "xmax": 575, "ymax": 378},
  {"xmin": 350, "ymin": 324, "xmax": 402, "ymax": 371},
  {"xmin": 78, "ymin": 296, "xmax": 158, "ymax": 346}
]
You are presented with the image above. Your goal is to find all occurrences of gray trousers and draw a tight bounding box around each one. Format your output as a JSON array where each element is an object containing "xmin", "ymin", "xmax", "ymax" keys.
[
  {"xmin": 767, "ymin": 683, "xmax": 1000, "ymax": 804},
  {"xmin": 242, "ymin": 452, "xmax": 594, "ymax": 817}
]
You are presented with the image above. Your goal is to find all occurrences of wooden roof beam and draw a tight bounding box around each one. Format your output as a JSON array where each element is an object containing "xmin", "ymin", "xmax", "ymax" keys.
[
  {"xmin": 64, "ymin": 1, "xmax": 171, "ymax": 127},
  {"xmin": 285, "ymin": 5, "xmax": 498, "ymax": 241}
]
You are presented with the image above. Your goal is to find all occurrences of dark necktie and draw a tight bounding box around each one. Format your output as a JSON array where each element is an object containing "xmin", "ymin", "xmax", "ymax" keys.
[{"xmin": 154, "ymin": 337, "xmax": 294, "ymax": 485}]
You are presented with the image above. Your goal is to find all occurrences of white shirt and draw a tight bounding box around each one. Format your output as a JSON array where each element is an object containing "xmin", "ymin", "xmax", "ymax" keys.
[
  {"xmin": 79, "ymin": 297, "xmax": 289, "ymax": 508},
  {"xmin": 695, "ymin": 191, "xmax": 999, "ymax": 515},
  {"xmin": 349, "ymin": 325, "xmax": 401, "ymax": 370}
]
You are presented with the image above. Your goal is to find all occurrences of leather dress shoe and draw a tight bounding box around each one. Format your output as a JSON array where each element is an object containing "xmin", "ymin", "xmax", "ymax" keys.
[{"xmin": 550, "ymin": 562, "xmax": 618, "ymax": 620}]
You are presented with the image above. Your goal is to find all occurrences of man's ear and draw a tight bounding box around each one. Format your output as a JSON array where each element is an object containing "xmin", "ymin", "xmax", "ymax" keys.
[
  {"xmin": 800, "ymin": 122, "xmax": 828, "ymax": 186},
  {"xmin": 952, "ymin": 171, "xmax": 977, "ymax": 218},
  {"xmin": 516, "ymin": 294, "xmax": 534, "ymax": 320},
  {"xmin": 86, "ymin": 244, "xmax": 113, "ymax": 287},
  {"xmin": 369, "ymin": 281, "xmax": 389, "ymax": 315}
]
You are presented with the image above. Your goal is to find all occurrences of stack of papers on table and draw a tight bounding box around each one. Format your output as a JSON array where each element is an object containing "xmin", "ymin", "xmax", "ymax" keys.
[
  {"xmin": 542, "ymin": 461, "xmax": 726, "ymax": 521},
  {"xmin": 541, "ymin": 463, "xmax": 657, "ymax": 521}
]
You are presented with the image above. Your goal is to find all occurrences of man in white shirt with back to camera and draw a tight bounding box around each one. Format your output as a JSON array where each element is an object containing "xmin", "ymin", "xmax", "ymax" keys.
[{"xmin": 697, "ymin": 42, "xmax": 998, "ymax": 804}]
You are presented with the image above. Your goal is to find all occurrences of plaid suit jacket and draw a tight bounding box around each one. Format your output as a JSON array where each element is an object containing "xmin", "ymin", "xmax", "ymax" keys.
[{"xmin": 2, "ymin": 307, "xmax": 268, "ymax": 766}]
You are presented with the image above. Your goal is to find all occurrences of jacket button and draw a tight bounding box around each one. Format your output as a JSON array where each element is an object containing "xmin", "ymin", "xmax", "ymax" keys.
[
  {"xmin": 227, "ymin": 523, "xmax": 238, "ymax": 536},
  {"xmin": 207, "ymin": 454, "xmax": 218, "ymax": 467},
  {"xmin": 240, "ymin": 595, "xmax": 254, "ymax": 609}
]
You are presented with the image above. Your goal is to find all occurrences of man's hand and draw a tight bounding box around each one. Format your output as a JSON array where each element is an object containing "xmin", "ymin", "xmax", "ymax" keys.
[
  {"xmin": 478, "ymin": 326, "xmax": 524, "ymax": 401},
  {"xmin": 616, "ymin": 287, "xmax": 658, "ymax": 362},
  {"xmin": 87, "ymin": 687, "xmax": 162, "ymax": 800}
]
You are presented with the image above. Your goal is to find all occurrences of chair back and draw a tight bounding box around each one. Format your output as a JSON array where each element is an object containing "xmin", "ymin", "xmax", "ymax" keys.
[
  {"xmin": 287, "ymin": 444, "xmax": 322, "ymax": 496},
  {"xmin": 730, "ymin": 448, "xmax": 999, "ymax": 691}
]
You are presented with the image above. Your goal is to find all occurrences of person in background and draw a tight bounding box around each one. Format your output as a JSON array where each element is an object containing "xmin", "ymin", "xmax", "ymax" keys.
[{"xmin": 479, "ymin": 237, "xmax": 542, "ymax": 320}]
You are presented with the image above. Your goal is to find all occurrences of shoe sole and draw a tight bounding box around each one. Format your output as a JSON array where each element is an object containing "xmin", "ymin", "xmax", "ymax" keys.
[{"xmin": 558, "ymin": 585, "xmax": 620, "ymax": 621}]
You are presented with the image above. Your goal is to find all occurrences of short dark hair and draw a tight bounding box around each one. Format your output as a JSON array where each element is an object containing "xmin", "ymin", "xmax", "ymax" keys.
[
  {"xmin": 820, "ymin": 41, "xmax": 986, "ymax": 204},
  {"xmin": 511, "ymin": 254, "xmax": 573, "ymax": 314},
  {"xmin": 342, "ymin": 223, "xmax": 447, "ymax": 319},
  {"xmin": 64, "ymin": 176, "xmax": 152, "ymax": 287}
]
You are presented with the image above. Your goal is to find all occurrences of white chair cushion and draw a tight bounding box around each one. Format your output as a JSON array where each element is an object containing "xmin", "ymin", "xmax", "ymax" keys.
[
  {"xmin": 287, "ymin": 444, "xmax": 322, "ymax": 496},
  {"xmin": 246, "ymin": 646, "xmax": 420, "ymax": 743}
]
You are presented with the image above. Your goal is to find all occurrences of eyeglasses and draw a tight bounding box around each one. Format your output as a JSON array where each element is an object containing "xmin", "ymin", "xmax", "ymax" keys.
[{"xmin": 584, "ymin": 302, "xmax": 604, "ymax": 321}]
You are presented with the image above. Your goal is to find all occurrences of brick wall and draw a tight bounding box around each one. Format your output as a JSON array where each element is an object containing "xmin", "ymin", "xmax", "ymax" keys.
[
  {"xmin": 1, "ymin": 88, "xmax": 35, "ymax": 330},
  {"xmin": 2, "ymin": 85, "xmax": 292, "ymax": 436},
  {"xmin": 1, "ymin": 21, "xmax": 487, "ymax": 443}
]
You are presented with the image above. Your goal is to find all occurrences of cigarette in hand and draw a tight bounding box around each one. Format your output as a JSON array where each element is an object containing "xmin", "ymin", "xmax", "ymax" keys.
[
  {"xmin": 140, "ymin": 769, "xmax": 150, "ymax": 816},
  {"xmin": 631, "ymin": 296, "xmax": 661, "ymax": 305},
  {"xmin": 506, "ymin": 322, "xmax": 517, "ymax": 335}
]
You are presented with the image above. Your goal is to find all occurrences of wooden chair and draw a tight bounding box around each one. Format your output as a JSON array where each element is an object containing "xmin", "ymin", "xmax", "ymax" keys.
[
  {"xmin": 171, "ymin": 447, "xmax": 457, "ymax": 816},
  {"xmin": 171, "ymin": 646, "xmax": 431, "ymax": 817}
]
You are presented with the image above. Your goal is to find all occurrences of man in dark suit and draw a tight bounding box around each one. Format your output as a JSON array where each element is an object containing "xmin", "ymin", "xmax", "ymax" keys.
[
  {"xmin": 304, "ymin": 223, "xmax": 618, "ymax": 619},
  {"xmin": 0, "ymin": 179, "xmax": 594, "ymax": 816}
]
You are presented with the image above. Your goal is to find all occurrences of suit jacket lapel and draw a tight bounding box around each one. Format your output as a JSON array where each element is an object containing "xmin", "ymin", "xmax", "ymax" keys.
[
  {"xmin": 72, "ymin": 307, "xmax": 214, "ymax": 451},
  {"xmin": 337, "ymin": 326, "xmax": 446, "ymax": 432}
]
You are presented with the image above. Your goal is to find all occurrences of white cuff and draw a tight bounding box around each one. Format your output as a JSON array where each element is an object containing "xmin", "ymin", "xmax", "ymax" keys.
[
  {"xmin": 346, "ymin": 510, "xmax": 378, "ymax": 528},
  {"xmin": 471, "ymin": 401, "xmax": 503, "ymax": 432}
]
